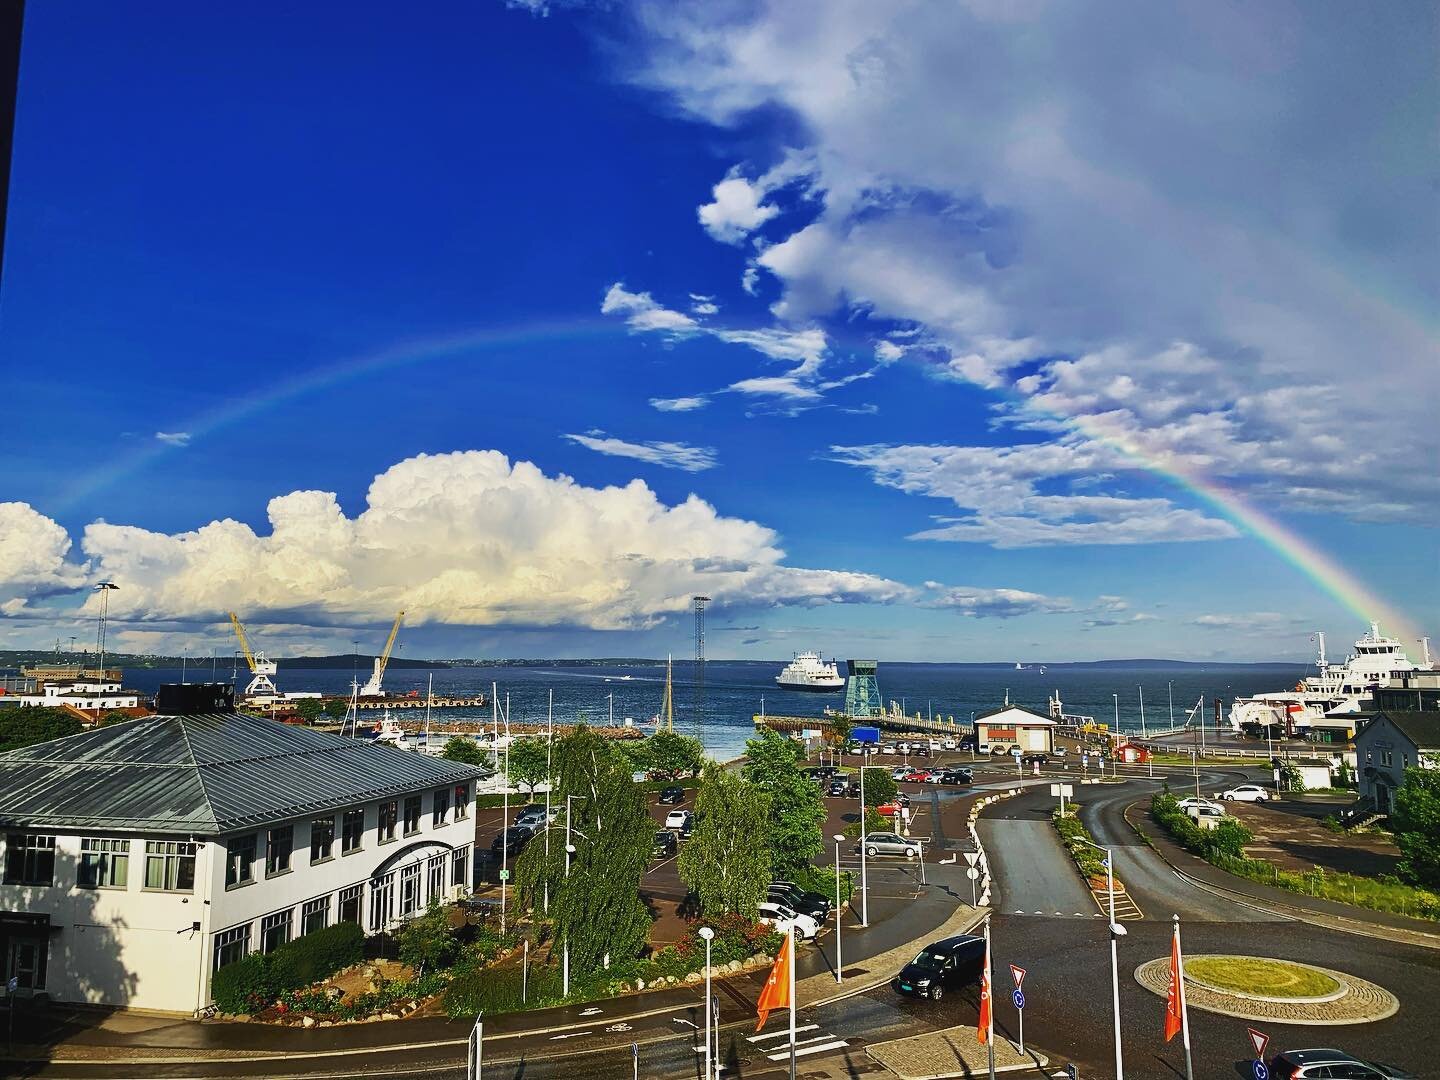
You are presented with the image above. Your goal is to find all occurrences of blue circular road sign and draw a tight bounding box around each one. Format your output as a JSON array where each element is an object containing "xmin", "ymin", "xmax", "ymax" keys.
[
  {"xmin": 1012, "ymin": 988, "xmax": 1025, "ymax": 1009},
  {"xmin": 1252, "ymin": 1061, "xmax": 1268, "ymax": 1080}
]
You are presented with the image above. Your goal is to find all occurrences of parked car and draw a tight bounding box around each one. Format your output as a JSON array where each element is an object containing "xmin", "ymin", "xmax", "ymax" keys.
[
  {"xmin": 827, "ymin": 777, "xmax": 851, "ymax": 797},
  {"xmin": 1221, "ymin": 784, "xmax": 1272, "ymax": 802},
  {"xmin": 976, "ymin": 741, "xmax": 991, "ymax": 753},
  {"xmin": 1186, "ymin": 804, "xmax": 1227, "ymax": 824},
  {"xmin": 891, "ymin": 766, "xmax": 911, "ymax": 781},
  {"xmin": 880, "ymin": 743, "xmax": 897, "ymax": 755},
  {"xmin": 514, "ymin": 805, "xmax": 553, "ymax": 829},
  {"xmin": 941, "ymin": 768, "xmax": 972, "ymax": 784},
  {"xmin": 1052, "ymin": 746, "xmax": 1067, "ymax": 756},
  {"xmin": 757, "ymin": 902, "xmax": 819, "ymax": 942},
  {"xmin": 913, "ymin": 744, "xmax": 930, "ymax": 757},
  {"xmin": 959, "ymin": 738, "xmax": 976, "ymax": 751},
  {"xmin": 891, "ymin": 934, "xmax": 986, "ymax": 1001},
  {"xmin": 652, "ymin": 829, "xmax": 678, "ymax": 859},
  {"xmin": 1021, "ymin": 753, "xmax": 1048, "ymax": 765},
  {"xmin": 859, "ymin": 832, "xmax": 921, "ymax": 858},
  {"xmin": 991, "ymin": 744, "xmax": 1011, "ymax": 756},
  {"xmin": 657, "ymin": 786, "xmax": 685, "ymax": 804},
  {"xmin": 490, "ymin": 825, "xmax": 534, "ymax": 857},
  {"xmin": 1269, "ymin": 1048, "xmax": 1417, "ymax": 1078},
  {"xmin": 923, "ymin": 768, "xmax": 947, "ymax": 783},
  {"xmin": 664, "ymin": 809, "xmax": 693, "ymax": 830},
  {"xmin": 903, "ymin": 768, "xmax": 930, "ymax": 783},
  {"xmin": 1176, "ymin": 797, "xmax": 1223, "ymax": 812},
  {"xmin": 770, "ymin": 881, "xmax": 830, "ymax": 921}
]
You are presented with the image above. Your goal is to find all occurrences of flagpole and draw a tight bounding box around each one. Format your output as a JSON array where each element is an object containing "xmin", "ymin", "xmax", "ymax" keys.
[
  {"xmin": 985, "ymin": 916, "xmax": 995, "ymax": 1080},
  {"xmin": 1175, "ymin": 915, "xmax": 1194, "ymax": 1080},
  {"xmin": 788, "ymin": 923, "xmax": 797, "ymax": 1080}
]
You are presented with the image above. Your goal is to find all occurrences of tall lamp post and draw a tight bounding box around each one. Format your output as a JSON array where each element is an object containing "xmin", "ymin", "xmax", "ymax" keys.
[
  {"xmin": 832, "ymin": 834, "xmax": 845, "ymax": 982},
  {"xmin": 857, "ymin": 761, "xmax": 869, "ymax": 926},
  {"xmin": 93, "ymin": 582, "xmax": 118, "ymax": 681},
  {"xmin": 699, "ymin": 926, "xmax": 715, "ymax": 1080},
  {"xmin": 1074, "ymin": 835, "xmax": 1127, "ymax": 1079},
  {"xmin": 563, "ymin": 842, "xmax": 575, "ymax": 996}
]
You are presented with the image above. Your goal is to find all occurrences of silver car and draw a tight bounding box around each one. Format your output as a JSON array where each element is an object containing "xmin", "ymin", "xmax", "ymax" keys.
[{"xmin": 859, "ymin": 832, "xmax": 920, "ymax": 858}]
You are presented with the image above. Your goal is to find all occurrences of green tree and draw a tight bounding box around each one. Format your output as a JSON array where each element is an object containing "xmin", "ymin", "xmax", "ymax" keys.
[
  {"xmin": 860, "ymin": 767, "xmax": 897, "ymax": 808},
  {"xmin": 1392, "ymin": 767, "xmax": 1440, "ymax": 889},
  {"xmin": 829, "ymin": 713, "xmax": 852, "ymax": 745},
  {"xmin": 323, "ymin": 698, "xmax": 349, "ymax": 720},
  {"xmin": 97, "ymin": 710, "xmax": 134, "ymax": 727},
  {"xmin": 294, "ymin": 698, "xmax": 323, "ymax": 724},
  {"xmin": 643, "ymin": 730, "xmax": 705, "ymax": 781},
  {"xmin": 678, "ymin": 763, "xmax": 772, "ymax": 918},
  {"xmin": 441, "ymin": 736, "xmax": 489, "ymax": 766},
  {"xmin": 742, "ymin": 728, "xmax": 826, "ymax": 878},
  {"xmin": 395, "ymin": 901, "xmax": 461, "ymax": 977},
  {"xmin": 0, "ymin": 707, "xmax": 82, "ymax": 752},
  {"xmin": 505, "ymin": 737, "xmax": 552, "ymax": 794},
  {"xmin": 514, "ymin": 725, "xmax": 652, "ymax": 984}
]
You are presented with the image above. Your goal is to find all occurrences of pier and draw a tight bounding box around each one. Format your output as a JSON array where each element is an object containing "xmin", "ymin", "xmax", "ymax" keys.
[{"xmin": 754, "ymin": 713, "xmax": 969, "ymax": 738}]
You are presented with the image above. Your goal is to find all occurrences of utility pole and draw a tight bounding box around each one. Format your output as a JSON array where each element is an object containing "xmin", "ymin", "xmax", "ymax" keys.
[
  {"xmin": 693, "ymin": 596, "xmax": 710, "ymax": 748},
  {"xmin": 94, "ymin": 582, "xmax": 118, "ymax": 682}
]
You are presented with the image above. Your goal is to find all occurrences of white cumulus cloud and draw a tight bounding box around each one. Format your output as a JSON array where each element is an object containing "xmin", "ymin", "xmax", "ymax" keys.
[{"xmin": 0, "ymin": 502, "xmax": 88, "ymax": 610}]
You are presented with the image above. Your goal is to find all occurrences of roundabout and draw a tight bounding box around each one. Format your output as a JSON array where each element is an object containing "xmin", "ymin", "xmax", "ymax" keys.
[{"xmin": 1134, "ymin": 954, "xmax": 1399, "ymax": 1025}]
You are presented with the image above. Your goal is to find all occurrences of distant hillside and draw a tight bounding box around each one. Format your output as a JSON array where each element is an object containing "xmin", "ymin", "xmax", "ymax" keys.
[{"xmin": 0, "ymin": 650, "xmax": 446, "ymax": 671}]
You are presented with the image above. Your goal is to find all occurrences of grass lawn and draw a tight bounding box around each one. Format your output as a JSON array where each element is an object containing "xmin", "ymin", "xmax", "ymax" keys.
[{"xmin": 1185, "ymin": 956, "xmax": 1339, "ymax": 998}]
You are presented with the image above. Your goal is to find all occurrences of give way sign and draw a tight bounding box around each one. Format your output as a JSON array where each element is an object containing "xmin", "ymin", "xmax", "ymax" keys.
[
  {"xmin": 1247, "ymin": 1027, "xmax": 1270, "ymax": 1061},
  {"xmin": 1009, "ymin": 964, "xmax": 1026, "ymax": 990}
]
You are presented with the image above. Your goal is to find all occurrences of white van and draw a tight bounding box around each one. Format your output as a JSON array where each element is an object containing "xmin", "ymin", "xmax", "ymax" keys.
[{"xmin": 977, "ymin": 740, "xmax": 991, "ymax": 754}]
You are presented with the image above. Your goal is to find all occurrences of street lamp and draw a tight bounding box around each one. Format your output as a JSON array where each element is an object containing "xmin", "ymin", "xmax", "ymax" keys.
[
  {"xmin": 699, "ymin": 926, "xmax": 715, "ymax": 1080},
  {"xmin": 1073, "ymin": 834, "xmax": 1127, "ymax": 1079},
  {"xmin": 563, "ymin": 842, "xmax": 576, "ymax": 996},
  {"xmin": 93, "ymin": 582, "xmax": 118, "ymax": 682},
  {"xmin": 857, "ymin": 764, "xmax": 869, "ymax": 926},
  {"xmin": 832, "ymin": 834, "xmax": 845, "ymax": 983}
]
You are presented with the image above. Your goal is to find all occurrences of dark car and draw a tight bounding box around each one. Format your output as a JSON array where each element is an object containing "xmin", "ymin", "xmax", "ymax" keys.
[
  {"xmin": 652, "ymin": 830, "xmax": 678, "ymax": 859},
  {"xmin": 941, "ymin": 768, "xmax": 972, "ymax": 784},
  {"xmin": 826, "ymin": 777, "xmax": 851, "ymax": 797},
  {"xmin": 1021, "ymin": 753, "xmax": 1048, "ymax": 765},
  {"xmin": 891, "ymin": 934, "xmax": 986, "ymax": 1001},
  {"xmin": 1270, "ymin": 1049, "xmax": 1417, "ymax": 1079},
  {"xmin": 769, "ymin": 881, "xmax": 830, "ymax": 922},
  {"xmin": 959, "ymin": 738, "xmax": 976, "ymax": 751},
  {"xmin": 657, "ymin": 786, "xmax": 685, "ymax": 805},
  {"xmin": 913, "ymin": 744, "xmax": 930, "ymax": 757},
  {"xmin": 490, "ymin": 825, "xmax": 534, "ymax": 858}
]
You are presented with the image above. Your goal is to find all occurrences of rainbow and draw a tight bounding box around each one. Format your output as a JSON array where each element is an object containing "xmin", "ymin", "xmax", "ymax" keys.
[{"xmin": 51, "ymin": 322, "xmax": 1427, "ymax": 648}]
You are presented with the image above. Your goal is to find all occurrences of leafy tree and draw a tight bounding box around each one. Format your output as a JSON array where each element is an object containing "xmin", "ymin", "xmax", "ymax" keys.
[
  {"xmin": 643, "ymin": 730, "xmax": 705, "ymax": 781},
  {"xmin": 0, "ymin": 706, "xmax": 82, "ymax": 752},
  {"xmin": 506, "ymin": 737, "xmax": 552, "ymax": 794},
  {"xmin": 98, "ymin": 710, "xmax": 134, "ymax": 727},
  {"xmin": 294, "ymin": 698, "xmax": 323, "ymax": 724},
  {"xmin": 323, "ymin": 698, "xmax": 349, "ymax": 720},
  {"xmin": 396, "ymin": 901, "xmax": 461, "ymax": 977},
  {"xmin": 514, "ymin": 725, "xmax": 653, "ymax": 984},
  {"xmin": 679, "ymin": 763, "xmax": 772, "ymax": 918},
  {"xmin": 860, "ymin": 767, "xmax": 898, "ymax": 808},
  {"xmin": 1392, "ymin": 768, "xmax": 1440, "ymax": 889},
  {"xmin": 829, "ymin": 713, "xmax": 852, "ymax": 744},
  {"xmin": 441, "ymin": 736, "xmax": 489, "ymax": 766},
  {"xmin": 742, "ymin": 728, "xmax": 826, "ymax": 879}
]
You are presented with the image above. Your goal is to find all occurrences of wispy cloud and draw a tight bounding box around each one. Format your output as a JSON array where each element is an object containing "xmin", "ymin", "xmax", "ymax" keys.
[
  {"xmin": 563, "ymin": 430, "xmax": 718, "ymax": 472},
  {"xmin": 154, "ymin": 431, "xmax": 192, "ymax": 446},
  {"xmin": 649, "ymin": 395, "xmax": 710, "ymax": 413}
]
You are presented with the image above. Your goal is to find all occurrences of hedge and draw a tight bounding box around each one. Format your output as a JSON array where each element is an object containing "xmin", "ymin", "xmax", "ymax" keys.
[{"xmin": 212, "ymin": 922, "xmax": 365, "ymax": 1014}]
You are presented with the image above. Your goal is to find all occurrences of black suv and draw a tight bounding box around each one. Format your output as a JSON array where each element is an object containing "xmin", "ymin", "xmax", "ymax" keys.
[
  {"xmin": 891, "ymin": 934, "xmax": 986, "ymax": 1001},
  {"xmin": 941, "ymin": 768, "xmax": 972, "ymax": 784},
  {"xmin": 769, "ymin": 882, "xmax": 831, "ymax": 922},
  {"xmin": 1021, "ymin": 753, "xmax": 1048, "ymax": 765},
  {"xmin": 657, "ymin": 786, "xmax": 685, "ymax": 804},
  {"xmin": 652, "ymin": 830, "xmax": 678, "ymax": 859},
  {"xmin": 826, "ymin": 777, "xmax": 853, "ymax": 797},
  {"xmin": 490, "ymin": 825, "xmax": 534, "ymax": 858}
]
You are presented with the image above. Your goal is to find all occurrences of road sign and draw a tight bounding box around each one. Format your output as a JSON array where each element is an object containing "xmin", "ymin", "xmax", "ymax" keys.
[
  {"xmin": 1251, "ymin": 1062, "xmax": 1268, "ymax": 1080},
  {"xmin": 1049, "ymin": 784, "xmax": 1074, "ymax": 797},
  {"xmin": 498, "ymin": 869, "xmax": 510, "ymax": 882},
  {"xmin": 1011, "ymin": 748, "xmax": 1022, "ymax": 757},
  {"xmin": 1247, "ymin": 1027, "xmax": 1270, "ymax": 1061},
  {"xmin": 963, "ymin": 851, "xmax": 980, "ymax": 866},
  {"xmin": 966, "ymin": 866, "xmax": 980, "ymax": 880},
  {"xmin": 1009, "ymin": 963, "xmax": 1026, "ymax": 990},
  {"xmin": 1012, "ymin": 988, "xmax": 1025, "ymax": 1009},
  {"xmin": 1065, "ymin": 1065, "xmax": 1078, "ymax": 1080}
]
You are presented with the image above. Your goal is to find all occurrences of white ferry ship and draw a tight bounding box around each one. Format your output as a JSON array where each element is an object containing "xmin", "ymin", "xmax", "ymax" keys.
[
  {"xmin": 775, "ymin": 651, "xmax": 845, "ymax": 692},
  {"xmin": 1228, "ymin": 622, "xmax": 1432, "ymax": 738}
]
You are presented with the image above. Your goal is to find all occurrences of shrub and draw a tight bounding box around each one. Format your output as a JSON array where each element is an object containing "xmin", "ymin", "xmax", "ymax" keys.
[
  {"xmin": 397, "ymin": 902, "xmax": 461, "ymax": 975},
  {"xmin": 212, "ymin": 953, "xmax": 273, "ymax": 1014}
]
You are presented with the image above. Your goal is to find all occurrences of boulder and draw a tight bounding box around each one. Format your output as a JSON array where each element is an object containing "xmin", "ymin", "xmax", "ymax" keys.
[
  {"xmin": 301, "ymin": 1016, "xmax": 316, "ymax": 1029},
  {"xmin": 381, "ymin": 1012, "xmax": 400, "ymax": 1021},
  {"xmin": 684, "ymin": 972, "xmax": 703, "ymax": 984}
]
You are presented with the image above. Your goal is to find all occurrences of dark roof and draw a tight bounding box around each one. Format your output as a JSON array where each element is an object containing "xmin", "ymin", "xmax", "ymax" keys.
[
  {"xmin": 0, "ymin": 712, "xmax": 491, "ymax": 835},
  {"xmin": 1372, "ymin": 710, "xmax": 1440, "ymax": 749}
]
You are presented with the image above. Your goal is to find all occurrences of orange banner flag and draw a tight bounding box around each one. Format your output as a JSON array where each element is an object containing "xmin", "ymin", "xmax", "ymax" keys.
[
  {"xmin": 976, "ymin": 939, "xmax": 992, "ymax": 1045},
  {"xmin": 1164, "ymin": 922, "xmax": 1183, "ymax": 1042},
  {"xmin": 755, "ymin": 931, "xmax": 792, "ymax": 1032}
]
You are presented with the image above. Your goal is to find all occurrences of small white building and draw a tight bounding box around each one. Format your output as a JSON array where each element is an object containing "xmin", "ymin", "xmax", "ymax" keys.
[
  {"xmin": 974, "ymin": 704, "xmax": 1056, "ymax": 753},
  {"xmin": 1, "ymin": 674, "xmax": 143, "ymax": 715},
  {"xmin": 0, "ymin": 706, "xmax": 489, "ymax": 1013}
]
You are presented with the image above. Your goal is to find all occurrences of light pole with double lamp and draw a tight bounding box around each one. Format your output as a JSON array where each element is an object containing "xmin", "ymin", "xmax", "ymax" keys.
[
  {"xmin": 563, "ymin": 842, "xmax": 576, "ymax": 996},
  {"xmin": 699, "ymin": 925, "xmax": 716, "ymax": 1079},
  {"xmin": 1072, "ymin": 834, "xmax": 1127, "ymax": 1079},
  {"xmin": 832, "ymin": 833, "xmax": 846, "ymax": 982}
]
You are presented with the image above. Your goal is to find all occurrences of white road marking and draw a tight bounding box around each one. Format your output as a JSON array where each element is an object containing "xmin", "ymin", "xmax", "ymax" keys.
[
  {"xmin": 765, "ymin": 1039, "xmax": 850, "ymax": 1060},
  {"xmin": 549, "ymin": 1030, "xmax": 593, "ymax": 1040},
  {"xmin": 748, "ymin": 1024, "xmax": 819, "ymax": 1043}
]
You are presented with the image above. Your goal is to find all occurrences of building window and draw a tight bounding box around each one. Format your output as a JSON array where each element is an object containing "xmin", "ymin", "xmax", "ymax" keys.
[
  {"xmin": 302, "ymin": 895, "xmax": 331, "ymax": 936},
  {"xmin": 4, "ymin": 834, "xmax": 56, "ymax": 886},
  {"xmin": 144, "ymin": 841, "xmax": 196, "ymax": 892},
  {"xmin": 432, "ymin": 788, "xmax": 450, "ymax": 828},
  {"xmin": 261, "ymin": 909, "xmax": 292, "ymax": 954},
  {"xmin": 453, "ymin": 784, "xmax": 470, "ymax": 819},
  {"xmin": 342, "ymin": 808, "xmax": 365, "ymax": 854},
  {"xmin": 427, "ymin": 853, "xmax": 446, "ymax": 903},
  {"xmin": 78, "ymin": 838, "xmax": 130, "ymax": 889},
  {"xmin": 1382, "ymin": 750, "xmax": 1394, "ymax": 767},
  {"xmin": 370, "ymin": 873, "xmax": 395, "ymax": 932},
  {"xmin": 403, "ymin": 795, "xmax": 422, "ymax": 836},
  {"xmin": 338, "ymin": 883, "xmax": 363, "ymax": 925},
  {"xmin": 266, "ymin": 826, "xmax": 294, "ymax": 877},
  {"xmin": 451, "ymin": 845, "xmax": 470, "ymax": 888},
  {"xmin": 226, "ymin": 834, "xmax": 256, "ymax": 889},
  {"xmin": 378, "ymin": 800, "xmax": 398, "ymax": 843},
  {"xmin": 213, "ymin": 924, "xmax": 251, "ymax": 971},
  {"xmin": 310, "ymin": 817, "xmax": 335, "ymax": 863},
  {"xmin": 399, "ymin": 863, "xmax": 421, "ymax": 916}
]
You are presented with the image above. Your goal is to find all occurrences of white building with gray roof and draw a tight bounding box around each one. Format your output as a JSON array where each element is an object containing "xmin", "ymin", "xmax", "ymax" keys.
[{"xmin": 0, "ymin": 697, "xmax": 489, "ymax": 1014}]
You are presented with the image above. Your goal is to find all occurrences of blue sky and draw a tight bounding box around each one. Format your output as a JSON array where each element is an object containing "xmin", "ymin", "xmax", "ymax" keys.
[{"xmin": 1, "ymin": 1, "xmax": 1435, "ymax": 663}]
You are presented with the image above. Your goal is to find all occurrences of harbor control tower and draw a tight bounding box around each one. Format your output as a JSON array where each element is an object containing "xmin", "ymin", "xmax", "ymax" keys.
[{"xmin": 843, "ymin": 660, "xmax": 884, "ymax": 718}]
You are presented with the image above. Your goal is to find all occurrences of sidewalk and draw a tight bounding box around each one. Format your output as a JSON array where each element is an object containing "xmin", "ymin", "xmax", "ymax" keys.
[{"xmin": 1125, "ymin": 801, "xmax": 1440, "ymax": 950}]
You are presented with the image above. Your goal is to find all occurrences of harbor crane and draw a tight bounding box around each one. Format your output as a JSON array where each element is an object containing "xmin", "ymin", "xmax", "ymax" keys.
[
  {"xmin": 358, "ymin": 610, "xmax": 405, "ymax": 697},
  {"xmin": 228, "ymin": 612, "xmax": 278, "ymax": 696}
]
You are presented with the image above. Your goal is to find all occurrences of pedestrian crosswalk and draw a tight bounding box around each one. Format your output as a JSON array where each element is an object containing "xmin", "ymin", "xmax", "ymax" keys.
[
  {"xmin": 747, "ymin": 1022, "xmax": 850, "ymax": 1061},
  {"xmin": 1091, "ymin": 885, "xmax": 1143, "ymax": 920}
]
